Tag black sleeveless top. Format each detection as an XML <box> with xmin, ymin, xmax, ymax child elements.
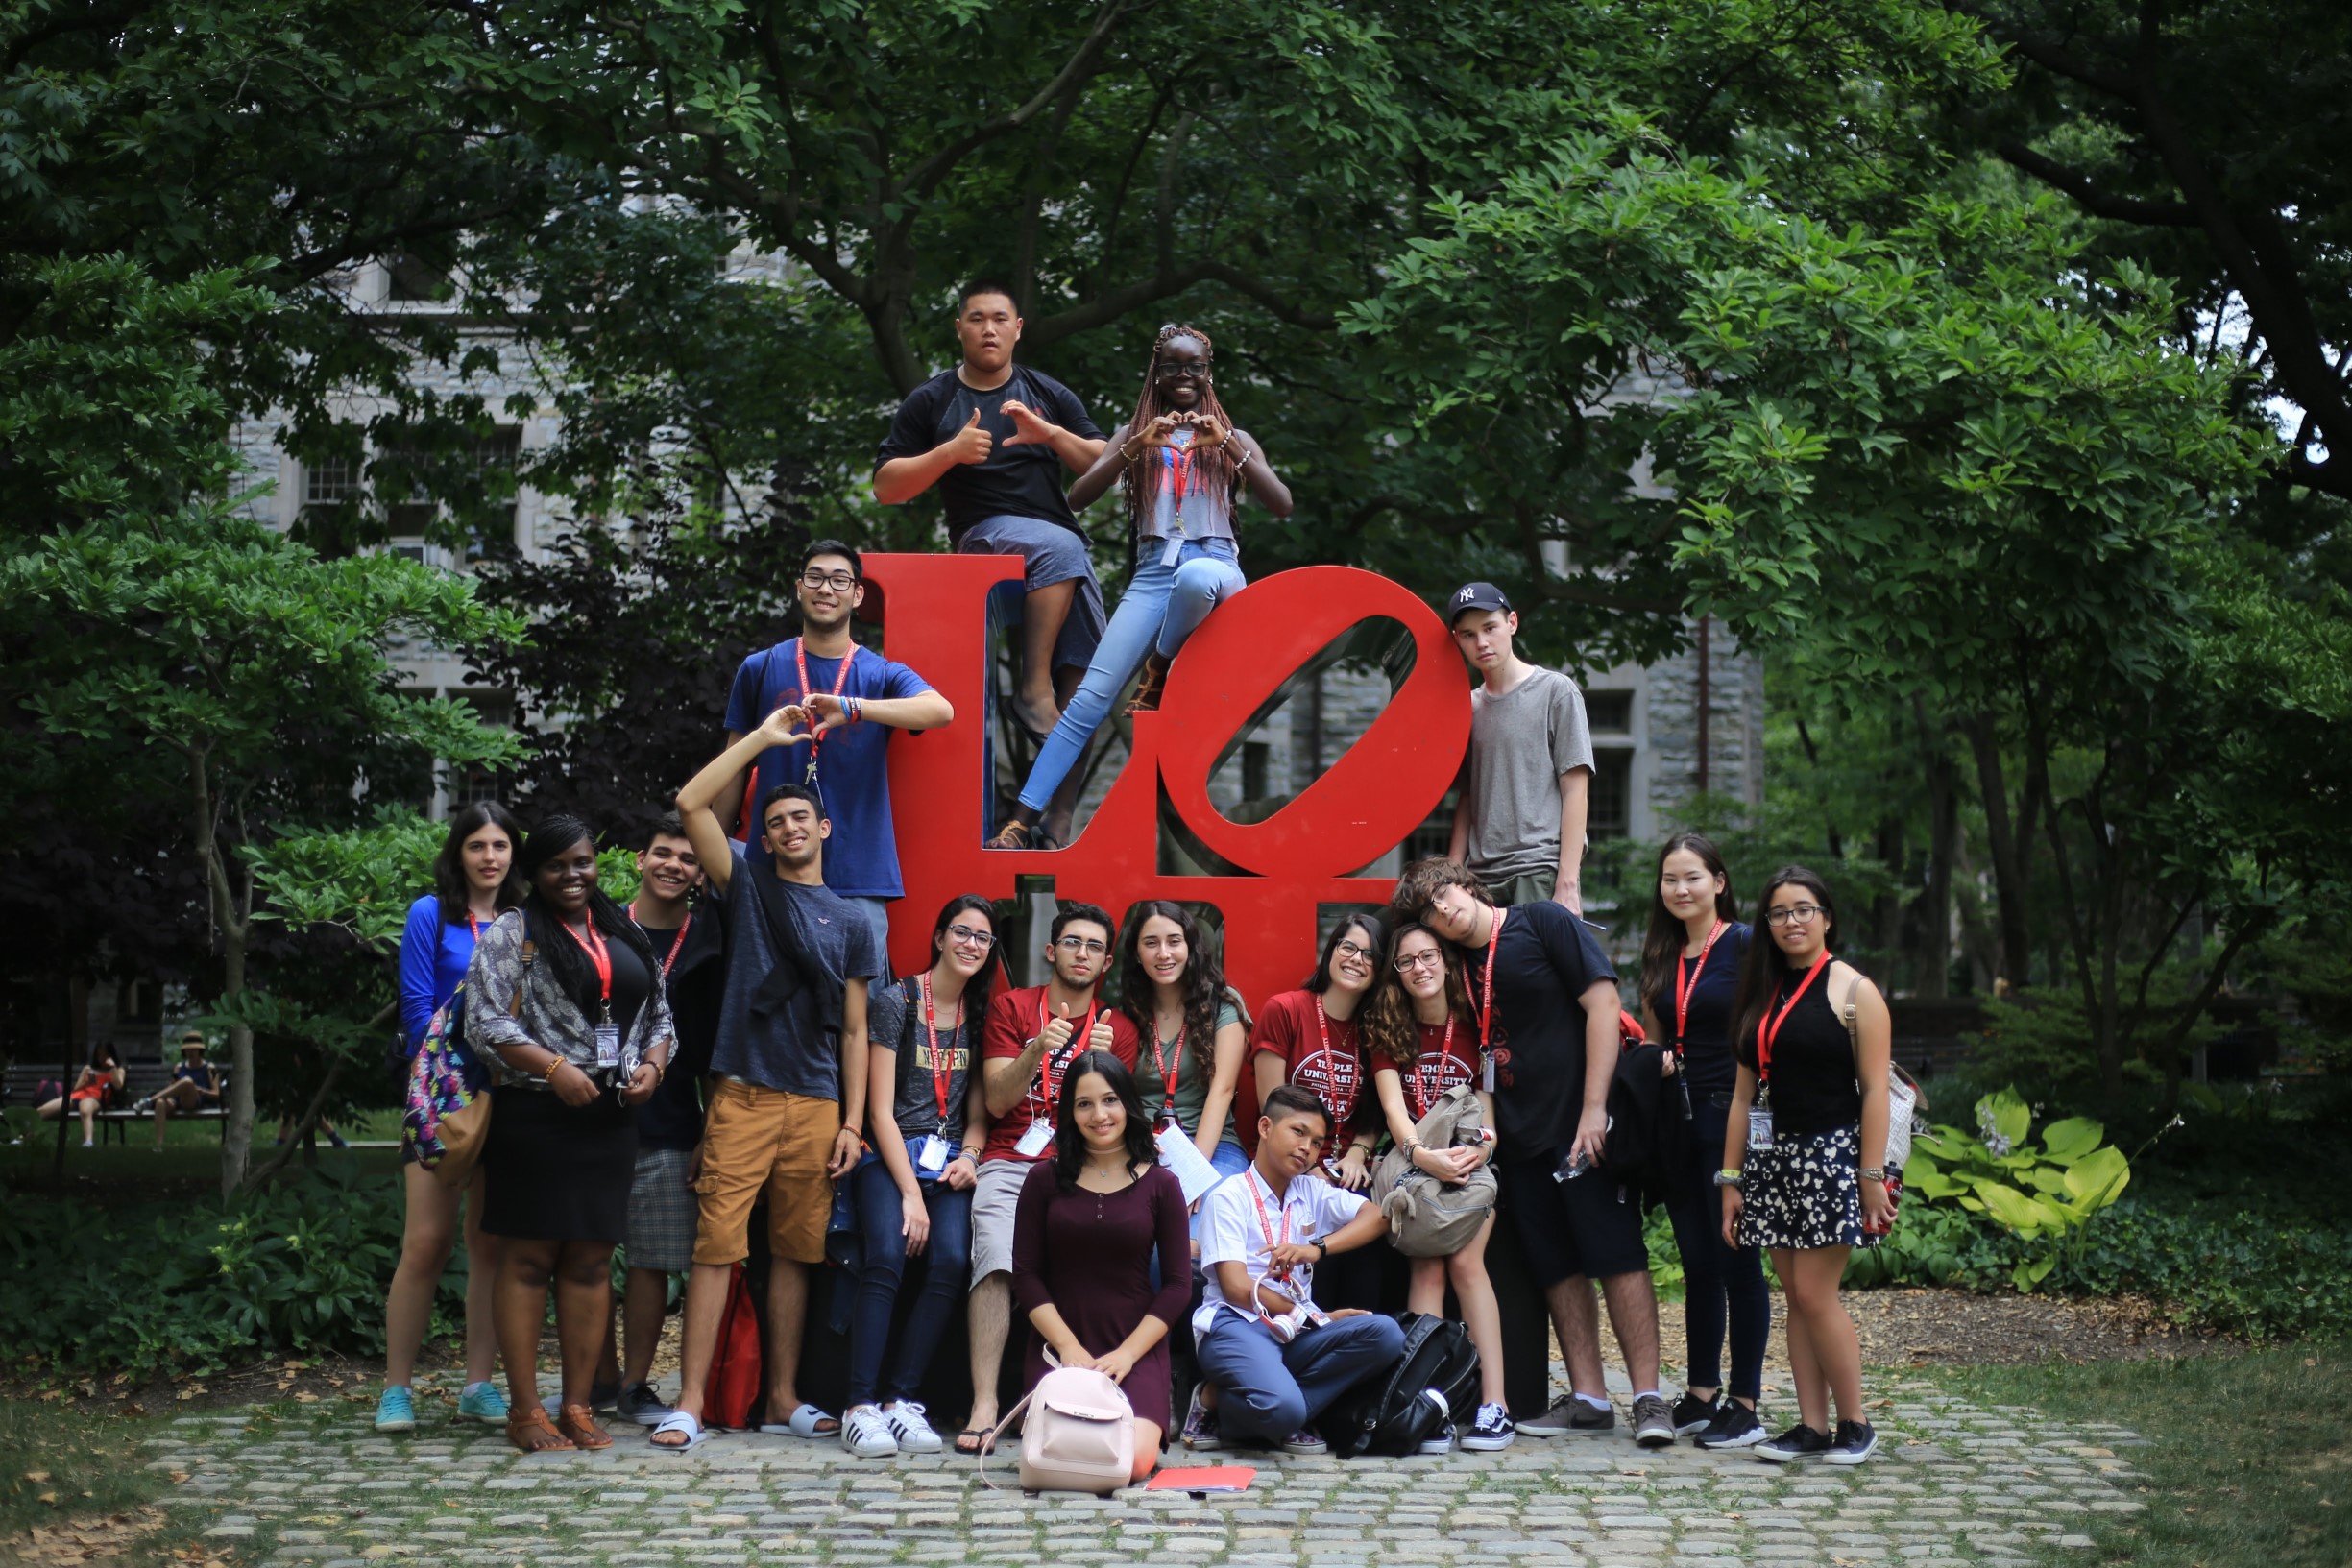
<box><xmin>1735</xmin><ymin>969</ymin><xmax>1862</xmax><ymax>1138</ymax></box>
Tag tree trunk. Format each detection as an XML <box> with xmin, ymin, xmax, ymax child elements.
<box><xmin>1913</xmin><ymin>695</ymin><xmax>1955</xmax><ymax>1000</ymax></box>
<box><xmin>188</xmin><ymin>749</ymin><xmax>255</xmax><ymax>1198</ymax></box>
<box><xmin>1965</xmin><ymin>713</ymin><xmax>2033</xmax><ymax>987</ymax></box>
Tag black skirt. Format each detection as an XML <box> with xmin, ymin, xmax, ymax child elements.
<box><xmin>480</xmin><ymin>1082</ymin><xmax>638</xmax><ymax>1242</ymax></box>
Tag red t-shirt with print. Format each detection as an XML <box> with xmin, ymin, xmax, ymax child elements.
<box><xmin>977</xmin><ymin>984</ymin><xmax>1142</xmax><ymax>1163</ymax></box>
<box><xmin>1249</xmin><ymin>988</ymin><xmax>1370</xmax><ymax>1133</ymax></box>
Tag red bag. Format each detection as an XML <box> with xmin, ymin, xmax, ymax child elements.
<box><xmin>705</xmin><ymin>1262</ymin><xmax>764</xmax><ymax>1429</ymax></box>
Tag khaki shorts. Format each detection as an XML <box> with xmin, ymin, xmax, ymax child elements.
<box><xmin>968</xmin><ymin>1156</ymin><xmax>1033</xmax><ymax>1283</ymax></box>
<box><xmin>692</xmin><ymin>1079</ymin><xmax>841</xmax><ymax>1266</ymax></box>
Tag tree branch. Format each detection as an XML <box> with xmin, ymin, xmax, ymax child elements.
<box><xmin>1027</xmin><ymin>259</ymin><xmax>1336</xmax><ymax>347</ymax></box>
<box><xmin>1993</xmin><ymin>140</ymin><xmax>2195</xmax><ymax>226</ymax></box>
<box><xmin>903</xmin><ymin>0</ymin><xmax>1134</xmax><ymax>201</ymax></box>
<box><xmin>237</xmin><ymin>1011</ymin><xmax>383</xmax><ymax>1192</ymax></box>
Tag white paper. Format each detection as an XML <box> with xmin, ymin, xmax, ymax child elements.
<box><xmin>1155</xmin><ymin>1121</ymin><xmax>1225</xmax><ymax>1204</ymax></box>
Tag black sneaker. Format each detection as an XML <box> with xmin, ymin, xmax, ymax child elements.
<box><xmin>1754</xmin><ymin>1421</ymin><xmax>1832</xmax><ymax>1462</ymax></box>
<box><xmin>1695</xmin><ymin>1400</ymin><xmax>1766</xmax><ymax>1450</ymax></box>
<box><xmin>1824</xmin><ymin>1419</ymin><xmax>1879</xmax><ymax>1465</ymax></box>
<box><xmin>1670</xmin><ymin>1390</ymin><xmax>1722</xmax><ymax>1436</ymax></box>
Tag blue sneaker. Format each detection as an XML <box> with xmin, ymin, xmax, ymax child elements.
<box><xmin>456</xmin><ymin>1383</ymin><xmax>508</xmax><ymax>1424</ymax></box>
<box><xmin>374</xmin><ymin>1386</ymin><xmax>417</xmax><ymax>1433</ymax></box>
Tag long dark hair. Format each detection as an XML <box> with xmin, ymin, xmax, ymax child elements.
<box><xmin>517</xmin><ymin>815</ymin><xmax>659</xmax><ymax>1020</ymax></box>
<box><xmin>1362</xmin><ymin>920</ymin><xmax>1475</xmax><ymax>1069</ymax></box>
<box><xmin>1117</xmin><ymin>900</ymin><xmax>1224</xmax><ymax>1079</ymax></box>
<box><xmin>86</xmin><ymin>1040</ymin><xmax>118</xmax><ymax>1071</ymax></box>
<box><xmin>1120</xmin><ymin>323</ymin><xmax>1243</xmax><ymax>531</ymax></box>
<box><xmin>923</xmin><ymin>893</ymin><xmax>1003</xmax><ymax>1023</ymax></box>
<box><xmin>1638</xmin><ymin>832</ymin><xmax>1743</xmax><ymax>1020</ymax></box>
<box><xmin>1302</xmin><ymin>910</ymin><xmax>1387</xmax><ymax>993</ymax></box>
<box><xmin>1730</xmin><ymin>865</ymin><xmax>1841</xmax><ymax>1063</ymax></box>
<box><xmin>1051</xmin><ymin>1049</ymin><xmax>1156</xmax><ymax>1193</ymax></box>
<box><xmin>433</xmin><ymin>801</ymin><xmax>525</xmax><ymax>925</ymax></box>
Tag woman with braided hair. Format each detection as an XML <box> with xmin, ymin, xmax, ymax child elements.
<box><xmin>986</xmin><ymin>325</ymin><xmax>1292</xmax><ymax>849</ymax></box>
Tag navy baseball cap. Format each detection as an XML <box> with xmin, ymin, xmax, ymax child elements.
<box><xmin>1447</xmin><ymin>581</ymin><xmax>1514</xmax><ymax>626</ymax></box>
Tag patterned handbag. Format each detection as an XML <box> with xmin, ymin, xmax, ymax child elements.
<box><xmin>403</xmin><ymin>915</ymin><xmax>534</xmax><ymax>1185</ymax></box>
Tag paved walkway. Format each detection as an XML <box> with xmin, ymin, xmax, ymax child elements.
<box><xmin>151</xmin><ymin>1371</ymin><xmax>2145</xmax><ymax>1568</ymax></box>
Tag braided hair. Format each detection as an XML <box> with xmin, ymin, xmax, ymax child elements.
<box><xmin>1119</xmin><ymin>323</ymin><xmax>1243</xmax><ymax>533</ymax></box>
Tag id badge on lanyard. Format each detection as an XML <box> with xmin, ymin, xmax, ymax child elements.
<box><xmin>1747</xmin><ymin>1106</ymin><xmax>1775</xmax><ymax>1151</ymax></box>
<box><xmin>913</xmin><ymin>1133</ymin><xmax>951</xmax><ymax>1174</ymax></box>
<box><xmin>1013</xmin><ymin>1120</ymin><xmax>1053</xmax><ymax>1159</ymax></box>
<box><xmin>594</xmin><ymin>1023</ymin><xmax>621</xmax><ymax>1069</ymax></box>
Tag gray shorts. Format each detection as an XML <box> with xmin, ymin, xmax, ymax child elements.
<box><xmin>959</xmin><ymin>514</ymin><xmax>1106</xmax><ymax>674</ymax></box>
<box><xmin>625</xmin><ymin>1146</ymin><xmax>697</xmax><ymax>1274</ymax></box>
<box><xmin>969</xmin><ymin>1156</ymin><xmax>1033</xmax><ymax>1283</ymax></box>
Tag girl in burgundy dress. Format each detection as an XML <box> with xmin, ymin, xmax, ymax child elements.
<box><xmin>1009</xmin><ymin>1050</ymin><xmax>1191</xmax><ymax>1481</ymax></box>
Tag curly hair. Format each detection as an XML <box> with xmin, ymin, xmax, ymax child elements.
<box><xmin>1361</xmin><ymin>920</ymin><xmax>1476</xmax><ymax>1069</ymax></box>
<box><xmin>1389</xmin><ymin>857</ymin><xmax>1492</xmax><ymax>926</ymax></box>
<box><xmin>1116</xmin><ymin>900</ymin><xmax>1224</xmax><ymax>1084</ymax></box>
<box><xmin>1119</xmin><ymin>323</ymin><xmax>1243</xmax><ymax>533</ymax></box>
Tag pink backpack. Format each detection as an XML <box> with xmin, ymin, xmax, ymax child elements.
<box><xmin>980</xmin><ymin>1363</ymin><xmax>1135</xmax><ymax>1494</ymax></box>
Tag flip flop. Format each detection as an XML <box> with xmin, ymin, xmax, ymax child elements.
<box><xmin>648</xmin><ymin>1410</ymin><xmax>709</xmax><ymax>1452</ymax></box>
<box><xmin>759</xmin><ymin>1403</ymin><xmax>839</xmax><ymax>1438</ymax></box>
<box><xmin>953</xmin><ymin>1426</ymin><xmax>994</xmax><ymax>1457</ymax></box>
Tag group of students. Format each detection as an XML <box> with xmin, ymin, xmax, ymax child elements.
<box><xmin>372</xmin><ymin>284</ymin><xmax>1903</xmax><ymax>1470</ymax></box>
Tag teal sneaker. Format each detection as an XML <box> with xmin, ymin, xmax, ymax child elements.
<box><xmin>374</xmin><ymin>1386</ymin><xmax>417</xmax><ymax>1433</ymax></box>
<box><xmin>456</xmin><ymin>1382</ymin><xmax>509</xmax><ymax>1424</ymax></box>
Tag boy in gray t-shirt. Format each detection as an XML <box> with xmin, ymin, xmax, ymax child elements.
<box><xmin>1443</xmin><ymin>582</ymin><xmax>1594</xmax><ymax>911</ymax></box>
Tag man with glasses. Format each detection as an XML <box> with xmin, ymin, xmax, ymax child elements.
<box><xmin>1392</xmin><ymin>857</ymin><xmax>1675</xmax><ymax>1448</ymax></box>
<box><xmin>721</xmin><ymin>540</ymin><xmax>954</xmax><ymax>961</ymax></box>
<box><xmin>959</xmin><ymin>902</ymin><xmax>1139</xmax><ymax>1449</ymax></box>
<box><xmin>873</xmin><ymin>279</ymin><xmax>1107</xmax><ymax>742</ymax></box>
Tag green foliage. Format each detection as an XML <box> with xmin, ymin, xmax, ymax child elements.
<box><xmin>1903</xmin><ymin>1085</ymin><xmax>2134</xmax><ymax>1290</ymax></box>
<box><xmin>0</xmin><ymin>1167</ymin><xmax>453</xmax><ymax>1380</ymax></box>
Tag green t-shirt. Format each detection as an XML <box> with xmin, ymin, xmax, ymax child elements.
<box><xmin>1135</xmin><ymin>999</ymin><xmax>1243</xmax><ymax>1145</ymax></box>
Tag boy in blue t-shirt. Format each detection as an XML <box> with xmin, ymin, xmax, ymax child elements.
<box><xmin>720</xmin><ymin>541</ymin><xmax>954</xmax><ymax>961</ymax></box>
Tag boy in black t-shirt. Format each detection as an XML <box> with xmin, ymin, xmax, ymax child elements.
<box><xmin>873</xmin><ymin>280</ymin><xmax>1107</xmax><ymax>744</ymax></box>
<box><xmin>1394</xmin><ymin>858</ymin><xmax>1675</xmax><ymax>1449</ymax></box>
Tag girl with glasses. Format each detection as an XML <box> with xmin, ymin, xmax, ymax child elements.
<box><xmin>1635</xmin><ymin>833</ymin><xmax>1768</xmax><ymax>1450</ymax></box>
<box><xmin>1117</xmin><ymin>901</ymin><xmax>1252</xmax><ymax>1181</ymax></box>
<box><xmin>986</xmin><ymin>324</ymin><xmax>1293</xmax><ymax>849</ymax></box>
<box><xmin>839</xmin><ymin>895</ymin><xmax>1002</xmax><ymax>1457</ymax></box>
<box><xmin>1720</xmin><ymin>867</ymin><xmax>1894</xmax><ymax>1466</ymax></box>
<box><xmin>1361</xmin><ymin>923</ymin><xmax>1515</xmax><ymax>1452</ymax></box>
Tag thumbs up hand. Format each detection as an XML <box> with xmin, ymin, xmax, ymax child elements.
<box><xmin>948</xmin><ymin>406</ymin><xmax>994</xmax><ymax>466</ymax></box>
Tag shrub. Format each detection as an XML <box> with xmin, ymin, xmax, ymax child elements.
<box><xmin>0</xmin><ymin>1166</ymin><xmax>459</xmax><ymax>1379</ymax></box>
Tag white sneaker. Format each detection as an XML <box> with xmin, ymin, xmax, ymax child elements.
<box><xmin>883</xmin><ymin>1400</ymin><xmax>943</xmax><ymax>1453</ymax></box>
<box><xmin>840</xmin><ymin>1404</ymin><xmax>898</xmax><ymax>1458</ymax></box>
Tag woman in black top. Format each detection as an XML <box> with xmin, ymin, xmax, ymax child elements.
<box><xmin>842</xmin><ymin>895</ymin><xmax>997</xmax><ymax>1459</ymax></box>
<box><xmin>1635</xmin><ymin>833</ymin><xmax>1767</xmax><ymax>1450</ymax></box>
<box><xmin>467</xmin><ymin>817</ymin><xmax>673</xmax><ymax>1453</ymax></box>
<box><xmin>1720</xmin><ymin>867</ymin><xmax>1894</xmax><ymax>1466</ymax></box>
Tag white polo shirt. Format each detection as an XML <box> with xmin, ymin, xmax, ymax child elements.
<box><xmin>1193</xmin><ymin>1165</ymin><xmax>1369</xmax><ymax>1339</ymax></box>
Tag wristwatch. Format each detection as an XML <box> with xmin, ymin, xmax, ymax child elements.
<box><xmin>1712</xmin><ymin>1169</ymin><xmax>1744</xmax><ymax>1189</ymax></box>
<box><xmin>1313</xmin><ymin>1238</ymin><xmax>1330</xmax><ymax>1259</ymax></box>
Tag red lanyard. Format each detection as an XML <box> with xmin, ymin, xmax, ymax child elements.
<box><xmin>629</xmin><ymin>905</ymin><xmax>691</xmax><ymax>977</ymax></box>
<box><xmin>1309</xmin><ymin>999</ymin><xmax>1357</xmax><ymax>1120</ymax></box>
<box><xmin>1165</xmin><ymin>436</ymin><xmax>1195</xmax><ymax>528</ymax></box>
<box><xmin>1758</xmin><ymin>950</ymin><xmax>1832</xmax><ymax>1086</ymax></box>
<box><xmin>561</xmin><ymin>917</ymin><xmax>614</xmax><ymax>1018</ymax></box>
<box><xmin>1673</xmin><ymin>920</ymin><xmax>1726</xmax><ymax>1053</ymax></box>
<box><xmin>1409</xmin><ymin>1018</ymin><xmax>1457</xmax><ymax>1121</ymax></box>
<box><xmin>920</xmin><ymin>973</ymin><xmax>961</xmax><ymax>1126</ymax></box>
<box><xmin>1476</xmin><ymin>905</ymin><xmax>1506</xmax><ymax>1052</ymax></box>
<box><xmin>1246</xmin><ymin>1170</ymin><xmax>1292</xmax><ymax>1263</ymax></box>
<box><xmin>793</xmin><ymin>638</ymin><xmax>856</xmax><ymax>784</ymax></box>
<box><xmin>467</xmin><ymin>912</ymin><xmax>482</xmax><ymax>942</ymax></box>
<box><xmin>1149</xmin><ymin>1017</ymin><xmax>1183</xmax><ymax>1117</ymax></box>
<box><xmin>1030</xmin><ymin>994</ymin><xmax>1100</xmax><ymax>1119</ymax></box>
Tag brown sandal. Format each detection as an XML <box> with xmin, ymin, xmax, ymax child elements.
<box><xmin>506</xmin><ymin>1406</ymin><xmax>575</xmax><ymax>1453</ymax></box>
<box><xmin>984</xmin><ymin>817</ymin><xmax>1034</xmax><ymax>851</ymax></box>
<box><xmin>557</xmin><ymin>1403</ymin><xmax>613</xmax><ymax>1450</ymax></box>
<box><xmin>1126</xmin><ymin>651</ymin><xmax>1172</xmax><ymax>714</ymax></box>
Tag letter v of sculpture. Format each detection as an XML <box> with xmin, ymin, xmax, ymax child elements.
<box><xmin>860</xmin><ymin>553</ymin><xmax>1467</xmax><ymax>1063</ymax></box>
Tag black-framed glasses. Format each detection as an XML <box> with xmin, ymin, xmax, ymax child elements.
<box><xmin>1764</xmin><ymin>904</ymin><xmax>1825</xmax><ymax>927</ymax></box>
<box><xmin>1393</xmin><ymin>950</ymin><xmax>1445</xmax><ymax>973</ymax></box>
<box><xmin>947</xmin><ymin>924</ymin><xmax>995</xmax><ymax>950</ymax></box>
<box><xmin>800</xmin><ymin>570</ymin><xmax>858</xmax><ymax>591</ymax></box>
<box><xmin>1156</xmin><ymin>362</ymin><xmax>1208</xmax><ymax>380</ymax></box>
<box><xmin>1333</xmin><ymin>939</ymin><xmax>1376</xmax><ymax>962</ymax></box>
<box><xmin>1055</xmin><ymin>935</ymin><xmax>1109</xmax><ymax>956</ymax></box>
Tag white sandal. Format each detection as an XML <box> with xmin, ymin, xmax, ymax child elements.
<box><xmin>648</xmin><ymin>1410</ymin><xmax>709</xmax><ymax>1452</ymax></box>
<box><xmin>759</xmin><ymin>1402</ymin><xmax>839</xmax><ymax>1438</ymax></box>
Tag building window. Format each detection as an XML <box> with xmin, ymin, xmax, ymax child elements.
<box><xmin>1403</xmin><ymin>793</ymin><xmax>1456</xmax><ymax>864</ymax></box>
<box><xmin>303</xmin><ymin>456</ymin><xmax>362</xmax><ymax>508</ymax></box>
<box><xmin>386</xmin><ymin>252</ymin><xmax>451</xmax><ymax>303</ymax></box>
<box><xmin>1585</xmin><ymin>688</ymin><xmax>1634</xmax><ymax>734</ymax></box>
<box><xmin>1588</xmin><ymin>749</ymin><xmax>1634</xmax><ymax>838</ymax></box>
<box><xmin>1241</xmin><ymin>741</ymin><xmax>1271</xmax><ymax>802</ymax></box>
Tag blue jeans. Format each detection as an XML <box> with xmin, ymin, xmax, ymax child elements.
<box><xmin>1196</xmin><ymin>1309</ymin><xmax>1405</xmax><ymax>1444</ymax></box>
<box><xmin>846</xmin><ymin>1151</ymin><xmax>974</xmax><ymax>1408</ymax></box>
<box><xmin>1017</xmin><ymin>538</ymin><xmax>1246</xmax><ymax>811</ymax></box>
<box><xmin>1661</xmin><ymin>1096</ymin><xmax>1769</xmax><ymax>1402</ymax></box>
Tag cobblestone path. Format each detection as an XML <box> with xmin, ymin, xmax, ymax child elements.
<box><xmin>158</xmin><ymin>1376</ymin><xmax>2143</xmax><ymax>1568</ymax></box>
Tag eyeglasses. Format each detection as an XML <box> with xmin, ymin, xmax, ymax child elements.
<box><xmin>800</xmin><ymin>570</ymin><xmax>858</xmax><ymax>591</ymax></box>
<box><xmin>1055</xmin><ymin>936</ymin><xmax>1109</xmax><ymax>957</ymax></box>
<box><xmin>1764</xmin><ymin>904</ymin><xmax>1825</xmax><ymax>927</ymax></box>
<box><xmin>1333</xmin><ymin>939</ymin><xmax>1376</xmax><ymax>963</ymax></box>
<box><xmin>947</xmin><ymin>924</ymin><xmax>995</xmax><ymax>950</ymax></box>
<box><xmin>1156</xmin><ymin>363</ymin><xmax>1208</xmax><ymax>380</ymax></box>
<box><xmin>1393</xmin><ymin>950</ymin><xmax>1445</xmax><ymax>973</ymax></box>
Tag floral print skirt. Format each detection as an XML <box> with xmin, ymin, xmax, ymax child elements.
<box><xmin>1740</xmin><ymin>1123</ymin><xmax>1897</xmax><ymax>1250</ymax></box>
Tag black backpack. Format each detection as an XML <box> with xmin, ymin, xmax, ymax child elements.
<box><xmin>1322</xmin><ymin>1312</ymin><xmax>1481</xmax><ymax>1458</ymax></box>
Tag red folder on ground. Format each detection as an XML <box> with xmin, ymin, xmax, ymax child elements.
<box><xmin>1147</xmin><ymin>1465</ymin><xmax>1257</xmax><ymax>1493</ymax></box>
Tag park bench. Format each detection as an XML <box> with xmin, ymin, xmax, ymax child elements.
<box><xmin>4</xmin><ymin>1061</ymin><xmax>232</xmax><ymax>1145</ymax></box>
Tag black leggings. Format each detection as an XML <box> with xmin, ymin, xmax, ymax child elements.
<box><xmin>1661</xmin><ymin>1097</ymin><xmax>1770</xmax><ymax>1402</ymax></box>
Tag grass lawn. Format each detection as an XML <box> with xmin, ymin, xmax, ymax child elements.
<box><xmin>0</xmin><ymin>1397</ymin><xmax>172</xmax><ymax>1543</ymax></box>
<box><xmin>0</xmin><ymin>1107</ymin><xmax>402</xmax><ymax>1205</ymax></box>
<box><xmin>1933</xmin><ymin>1343</ymin><xmax>2352</xmax><ymax>1568</ymax></box>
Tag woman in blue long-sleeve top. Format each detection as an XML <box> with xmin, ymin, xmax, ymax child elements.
<box><xmin>374</xmin><ymin>802</ymin><xmax>524</xmax><ymax>1434</ymax></box>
